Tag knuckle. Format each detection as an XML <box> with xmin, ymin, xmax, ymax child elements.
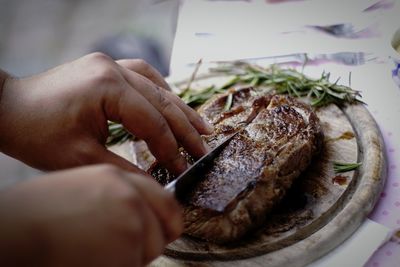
<box><xmin>155</xmin><ymin>115</ymin><xmax>171</xmax><ymax>138</ymax></box>
<box><xmin>75</xmin><ymin>143</ymin><xmax>98</xmax><ymax>165</ymax></box>
<box><xmin>85</xmin><ymin>55</ymin><xmax>119</xmax><ymax>86</ymax></box>
<box><xmin>134</xmin><ymin>59</ymin><xmax>150</xmax><ymax>71</ymax></box>
<box><xmin>110</xmin><ymin>182</ymin><xmax>143</xmax><ymax>212</ymax></box>
<box><xmin>124</xmin><ymin>189</ymin><xmax>142</xmax><ymax>207</ymax></box>
<box><xmin>167</xmin><ymin>91</ymin><xmax>185</xmax><ymax>105</ymax></box>
<box><xmin>192</xmin><ymin>113</ymin><xmax>206</xmax><ymax>126</ymax></box>
<box><xmin>157</xmin><ymin>90</ymin><xmax>174</xmax><ymax>114</ymax></box>
<box><xmin>96</xmin><ymin>163</ymin><xmax>121</xmax><ymax>176</ymax></box>
<box><xmin>119</xmin><ymin>60</ymin><xmax>135</xmax><ymax>70</ymax></box>
<box><xmin>181</xmin><ymin>125</ymin><xmax>200</xmax><ymax>144</ymax></box>
<box><xmin>142</xmin><ymin>117</ymin><xmax>173</xmax><ymax>152</ymax></box>
<box><xmin>91</xmin><ymin>65</ymin><xmax>119</xmax><ymax>86</ymax></box>
<box><xmin>167</xmin><ymin>91</ymin><xmax>203</xmax><ymax>124</ymax></box>
<box><xmin>144</xmin><ymin>116</ymin><xmax>181</xmax><ymax>163</ymax></box>
<box><xmin>129</xmin><ymin>217</ymin><xmax>145</xmax><ymax>240</ymax></box>
<box><xmin>87</xmin><ymin>52</ymin><xmax>112</xmax><ymax>62</ymax></box>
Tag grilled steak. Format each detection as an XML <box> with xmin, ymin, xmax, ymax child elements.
<box><xmin>150</xmin><ymin>87</ymin><xmax>323</xmax><ymax>243</ymax></box>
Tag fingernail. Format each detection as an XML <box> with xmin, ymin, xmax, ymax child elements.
<box><xmin>202</xmin><ymin>140</ymin><xmax>212</xmax><ymax>154</ymax></box>
<box><xmin>174</xmin><ymin>157</ymin><xmax>189</xmax><ymax>174</ymax></box>
<box><xmin>203</xmin><ymin>118</ymin><xmax>214</xmax><ymax>134</ymax></box>
<box><xmin>184</xmin><ymin>161</ymin><xmax>191</xmax><ymax>170</ymax></box>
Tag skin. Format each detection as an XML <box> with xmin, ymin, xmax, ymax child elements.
<box><xmin>0</xmin><ymin>53</ymin><xmax>214</xmax><ymax>266</ymax></box>
<box><xmin>0</xmin><ymin>53</ymin><xmax>213</xmax><ymax>174</ymax></box>
<box><xmin>0</xmin><ymin>165</ymin><xmax>183</xmax><ymax>267</ymax></box>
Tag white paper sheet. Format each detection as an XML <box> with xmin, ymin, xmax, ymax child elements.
<box><xmin>170</xmin><ymin>0</ymin><xmax>400</xmax><ymax>77</ymax></box>
<box><xmin>169</xmin><ymin>1</ymin><xmax>400</xmax><ymax>266</ymax></box>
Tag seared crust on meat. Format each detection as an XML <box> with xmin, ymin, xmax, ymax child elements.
<box><xmin>150</xmin><ymin>87</ymin><xmax>323</xmax><ymax>243</ymax></box>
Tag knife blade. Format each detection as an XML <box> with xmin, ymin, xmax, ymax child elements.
<box><xmin>164</xmin><ymin>130</ymin><xmax>241</xmax><ymax>200</ymax></box>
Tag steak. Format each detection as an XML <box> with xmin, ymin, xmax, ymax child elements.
<box><xmin>150</xmin><ymin>87</ymin><xmax>323</xmax><ymax>243</ymax></box>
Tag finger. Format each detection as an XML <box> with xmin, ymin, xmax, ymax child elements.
<box><xmin>118</xmin><ymin>60</ymin><xmax>214</xmax><ymax>135</ymax></box>
<box><xmin>105</xmin><ymin>81</ymin><xmax>187</xmax><ymax>174</ymax></box>
<box><xmin>163</xmin><ymin>90</ymin><xmax>214</xmax><ymax>135</ymax></box>
<box><xmin>116</xmin><ymin>59</ymin><xmax>171</xmax><ymax>91</ymax></box>
<box><xmin>137</xmin><ymin>199</ymin><xmax>165</xmax><ymax>264</ymax></box>
<box><xmin>118</xmin><ymin>67</ymin><xmax>208</xmax><ymax>159</ymax></box>
<box><xmin>123</xmin><ymin>173</ymin><xmax>183</xmax><ymax>242</ymax></box>
<box><xmin>82</xmin><ymin>142</ymin><xmax>150</xmax><ymax>176</ymax></box>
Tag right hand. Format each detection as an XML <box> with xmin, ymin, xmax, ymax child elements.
<box><xmin>0</xmin><ymin>164</ymin><xmax>183</xmax><ymax>267</ymax></box>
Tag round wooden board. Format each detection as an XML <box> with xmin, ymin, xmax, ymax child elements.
<box><xmin>109</xmin><ymin>76</ymin><xmax>387</xmax><ymax>267</ymax></box>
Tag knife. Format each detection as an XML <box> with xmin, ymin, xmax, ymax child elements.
<box><xmin>164</xmin><ymin>130</ymin><xmax>241</xmax><ymax>200</ymax></box>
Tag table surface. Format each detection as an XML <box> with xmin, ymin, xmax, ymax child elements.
<box><xmin>169</xmin><ymin>1</ymin><xmax>400</xmax><ymax>266</ymax></box>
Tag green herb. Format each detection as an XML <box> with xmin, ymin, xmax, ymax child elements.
<box><xmin>224</xmin><ymin>93</ymin><xmax>233</xmax><ymax>111</ymax></box>
<box><xmin>333</xmin><ymin>162</ymin><xmax>362</xmax><ymax>173</ymax></box>
<box><xmin>185</xmin><ymin>59</ymin><xmax>202</xmax><ymax>91</ymax></box>
<box><xmin>178</xmin><ymin>85</ymin><xmax>227</xmax><ymax>107</ymax></box>
<box><xmin>106</xmin><ymin>61</ymin><xmax>363</xmax><ymax>146</ymax></box>
<box><xmin>106</xmin><ymin>121</ymin><xmax>134</xmax><ymax>146</ymax></box>
<box><xmin>208</xmin><ymin>62</ymin><xmax>363</xmax><ymax>107</ymax></box>
<box><xmin>221</xmin><ymin>76</ymin><xmax>241</xmax><ymax>89</ymax></box>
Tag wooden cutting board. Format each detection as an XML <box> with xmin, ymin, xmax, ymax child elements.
<box><xmin>109</xmin><ymin>76</ymin><xmax>386</xmax><ymax>267</ymax></box>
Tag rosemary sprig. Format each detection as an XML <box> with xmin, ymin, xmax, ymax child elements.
<box><xmin>224</xmin><ymin>93</ymin><xmax>233</xmax><ymax>111</ymax></box>
<box><xmin>179</xmin><ymin>85</ymin><xmax>227</xmax><ymax>107</ymax></box>
<box><xmin>333</xmin><ymin>162</ymin><xmax>362</xmax><ymax>173</ymax></box>
<box><xmin>106</xmin><ymin>121</ymin><xmax>134</xmax><ymax>146</ymax></box>
<box><xmin>106</xmin><ymin>62</ymin><xmax>363</xmax><ymax>145</ymax></box>
<box><xmin>185</xmin><ymin>59</ymin><xmax>202</xmax><ymax>91</ymax></box>
<box><xmin>209</xmin><ymin>62</ymin><xmax>362</xmax><ymax>107</ymax></box>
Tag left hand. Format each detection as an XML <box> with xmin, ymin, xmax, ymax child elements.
<box><xmin>0</xmin><ymin>53</ymin><xmax>213</xmax><ymax>174</ymax></box>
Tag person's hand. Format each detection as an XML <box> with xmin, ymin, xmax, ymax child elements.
<box><xmin>0</xmin><ymin>164</ymin><xmax>183</xmax><ymax>267</ymax></box>
<box><xmin>0</xmin><ymin>53</ymin><xmax>213</xmax><ymax>174</ymax></box>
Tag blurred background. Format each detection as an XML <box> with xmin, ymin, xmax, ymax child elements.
<box><xmin>0</xmin><ymin>0</ymin><xmax>179</xmax><ymax>186</ymax></box>
<box><xmin>0</xmin><ymin>0</ymin><xmax>179</xmax><ymax>76</ymax></box>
